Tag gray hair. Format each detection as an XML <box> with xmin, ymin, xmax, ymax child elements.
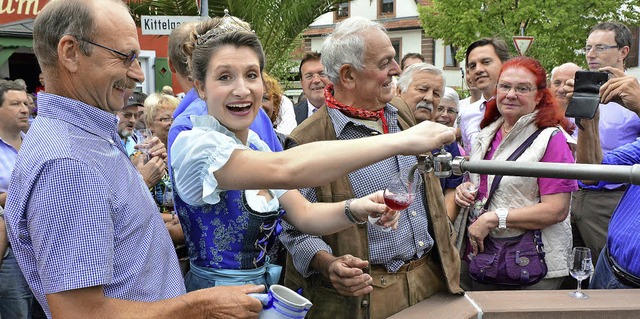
<box><xmin>441</xmin><ymin>87</ymin><xmax>459</xmax><ymax>105</ymax></box>
<box><xmin>321</xmin><ymin>17</ymin><xmax>386</xmax><ymax>84</ymax></box>
<box><xmin>396</xmin><ymin>62</ymin><xmax>445</xmax><ymax>94</ymax></box>
<box><xmin>33</xmin><ymin>0</ymin><xmax>127</xmax><ymax>70</ymax></box>
<box><xmin>185</xmin><ymin>17</ymin><xmax>265</xmax><ymax>84</ymax></box>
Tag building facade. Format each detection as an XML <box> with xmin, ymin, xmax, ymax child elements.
<box><xmin>300</xmin><ymin>0</ymin><xmax>465</xmax><ymax>89</ymax></box>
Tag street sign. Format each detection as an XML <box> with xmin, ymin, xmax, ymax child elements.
<box><xmin>141</xmin><ymin>15</ymin><xmax>203</xmax><ymax>35</ymax></box>
<box><xmin>512</xmin><ymin>36</ymin><xmax>535</xmax><ymax>56</ymax></box>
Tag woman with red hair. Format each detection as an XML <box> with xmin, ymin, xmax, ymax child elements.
<box><xmin>454</xmin><ymin>56</ymin><xmax>578</xmax><ymax>290</ymax></box>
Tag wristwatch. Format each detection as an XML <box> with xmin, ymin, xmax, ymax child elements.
<box><xmin>495</xmin><ymin>208</ymin><xmax>508</xmax><ymax>230</ymax></box>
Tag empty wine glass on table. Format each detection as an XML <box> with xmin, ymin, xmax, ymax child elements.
<box><xmin>568</xmin><ymin>247</ymin><xmax>593</xmax><ymax>299</ymax></box>
<box><xmin>369</xmin><ymin>167</ymin><xmax>421</xmax><ymax>232</ymax></box>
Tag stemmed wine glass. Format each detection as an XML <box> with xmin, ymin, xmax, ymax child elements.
<box><xmin>369</xmin><ymin>167</ymin><xmax>421</xmax><ymax>232</ymax></box>
<box><xmin>568</xmin><ymin>247</ymin><xmax>593</xmax><ymax>299</ymax></box>
<box><xmin>134</xmin><ymin>128</ymin><xmax>154</xmax><ymax>160</ymax></box>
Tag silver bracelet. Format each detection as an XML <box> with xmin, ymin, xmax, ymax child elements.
<box><xmin>344</xmin><ymin>199</ymin><xmax>366</xmax><ymax>224</ymax></box>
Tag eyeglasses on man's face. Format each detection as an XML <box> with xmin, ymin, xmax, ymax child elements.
<box><xmin>583</xmin><ymin>44</ymin><xmax>619</xmax><ymax>54</ymax></box>
<box><xmin>303</xmin><ymin>72</ymin><xmax>328</xmax><ymax>81</ymax></box>
<box><xmin>76</xmin><ymin>37</ymin><xmax>138</xmax><ymax>67</ymax></box>
<box><xmin>496</xmin><ymin>83</ymin><xmax>537</xmax><ymax>95</ymax></box>
<box><xmin>120</xmin><ymin>112</ymin><xmax>137</xmax><ymax>120</ymax></box>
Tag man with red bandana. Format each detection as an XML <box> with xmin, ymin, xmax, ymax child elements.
<box><xmin>280</xmin><ymin>17</ymin><xmax>462</xmax><ymax>319</ymax></box>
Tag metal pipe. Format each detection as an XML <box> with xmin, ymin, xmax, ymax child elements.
<box><xmin>451</xmin><ymin>156</ymin><xmax>640</xmax><ymax>185</ymax></box>
<box><xmin>200</xmin><ymin>0</ymin><xmax>208</xmax><ymax>17</ymax></box>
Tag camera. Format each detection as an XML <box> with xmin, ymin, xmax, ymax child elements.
<box><xmin>565</xmin><ymin>71</ymin><xmax>611</xmax><ymax>119</ymax></box>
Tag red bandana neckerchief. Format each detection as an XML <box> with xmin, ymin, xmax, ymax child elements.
<box><xmin>324</xmin><ymin>83</ymin><xmax>389</xmax><ymax>134</ymax></box>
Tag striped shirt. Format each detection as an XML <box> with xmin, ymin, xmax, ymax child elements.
<box><xmin>280</xmin><ymin>105</ymin><xmax>433</xmax><ymax>276</ymax></box>
<box><xmin>4</xmin><ymin>93</ymin><xmax>185</xmax><ymax>317</ymax></box>
<box><xmin>600</xmin><ymin>137</ymin><xmax>640</xmax><ymax>277</ymax></box>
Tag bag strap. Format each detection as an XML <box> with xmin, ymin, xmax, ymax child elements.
<box><xmin>483</xmin><ymin>128</ymin><xmax>545</xmax><ymax>210</ymax></box>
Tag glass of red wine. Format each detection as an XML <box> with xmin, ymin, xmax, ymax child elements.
<box><xmin>369</xmin><ymin>167</ymin><xmax>421</xmax><ymax>232</ymax></box>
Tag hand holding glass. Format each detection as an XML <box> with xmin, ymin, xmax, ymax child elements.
<box><xmin>462</xmin><ymin>172</ymin><xmax>479</xmax><ymax>195</ymax></box>
<box><xmin>134</xmin><ymin>129</ymin><xmax>154</xmax><ymax>160</ymax></box>
<box><xmin>568</xmin><ymin>247</ymin><xmax>593</xmax><ymax>299</ymax></box>
<box><xmin>370</xmin><ymin>168</ymin><xmax>421</xmax><ymax>232</ymax></box>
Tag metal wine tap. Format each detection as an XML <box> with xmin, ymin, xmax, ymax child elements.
<box><xmin>408</xmin><ymin>145</ymin><xmax>453</xmax><ymax>182</ymax></box>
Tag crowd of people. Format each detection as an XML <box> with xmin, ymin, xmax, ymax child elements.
<box><xmin>1</xmin><ymin>0</ymin><xmax>640</xmax><ymax>318</ymax></box>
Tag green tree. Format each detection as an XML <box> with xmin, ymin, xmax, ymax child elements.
<box><xmin>128</xmin><ymin>0</ymin><xmax>348</xmax><ymax>83</ymax></box>
<box><xmin>419</xmin><ymin>0</ymin><xmax>640</xmax><ymax>71</ymax></box>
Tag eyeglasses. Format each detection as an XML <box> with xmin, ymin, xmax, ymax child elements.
<box><xmin>583</xmin><ymin>45</ymin><xmax>619</xmax><ymax>54</ymax></box>
<box><xmin>303</xmin><ymin>72</ymin><xmax>328</xmax><ymax>81</ymax></box>
<box><xmin>437</xmin><ymin>106</ymin><xmax>458</xmax><ymax>115</ymax></box>
<box><xmin>120</xmin><ymin>112</ymin><xmax>137</xmax><ymax>120</ymax></box>
<box><xmin>77</xmin><ymin>37</ymin><xmax>138</xmax><ymax>67</ymax></box>
<box><xmin>155</xmin><ymin>117</ymin><xmax>173</xmax><ymax>123</ymax></box>
<box><xmin>496</xmin><ymin>83</ymin><xmax>537</xmax><ymax>95</ymax></box>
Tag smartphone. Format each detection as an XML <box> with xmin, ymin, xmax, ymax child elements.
<box><xmin>565</xmin><ymin>71</ymin><xmax>610</xmax><ymax>119</ymax></box>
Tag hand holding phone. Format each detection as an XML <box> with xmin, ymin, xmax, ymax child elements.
<box><xmin>565</xmin><ymin>71</ymin><xmax>610</xmax><ymax>119</ymax></box>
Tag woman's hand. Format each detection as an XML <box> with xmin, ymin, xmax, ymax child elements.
<box><xmin>352</xmin><ymin>191</ymin><xmax>400</xmax><ymax>230</ymax></box>
<box><xmin>454</xmin><ymin>182</ymin><xmax>476</xmax><ymax>207</ymax></box>
<box><xmin>467</xmin><ymin>212</ymin><xmax>498</xmax><ymax>255</ymax></box>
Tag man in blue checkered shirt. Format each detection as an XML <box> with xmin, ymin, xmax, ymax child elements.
<box><xmin>3</xmin><ymin>0</ymin><xmax>265</xmax><ymax>318</ymax></box>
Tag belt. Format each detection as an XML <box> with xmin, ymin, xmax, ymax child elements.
<box><xmin>371</xmin><ymin>251</ymin><xmax>431</xmax><ymax>274</ymax></box>
<box><xmin>605</xmin><ymin>247</ymin><xmax>640</xmax><ymax>288</ymax></box>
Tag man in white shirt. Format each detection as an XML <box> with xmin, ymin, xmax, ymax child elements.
<box><xmin>458</xmin><ymin>38</ymin><xmax>510</xmax><ymax>154</ymax></box>
<box><xmin>293</xmin><ymin>51</ymin><xmax>330</xmax><ymax>125</ymax></box>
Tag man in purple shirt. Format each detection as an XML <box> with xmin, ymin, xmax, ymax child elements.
<box><xmin>575</xmin><ymin>69</ymin><xmax>640</xmax><ymax>289</ymax></box>
<box><xmin>0</xmin><ymin>79</ymin><xmax>33</xmax><ymax>318</ymax></box>
<box><xmin>570</xmin><ymin>21</ymin><xmax>640</xmax><ymax>266</ymax></box>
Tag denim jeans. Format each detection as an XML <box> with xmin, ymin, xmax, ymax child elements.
<box><xmin>0</xmin><ymin>247</ymin><xmax>33</xmax><ymax>318</ymax></box>
<box><xmin>589</xmin><ymin>248</ymin><xmax>633</xmax><ymax>289</ymax></box>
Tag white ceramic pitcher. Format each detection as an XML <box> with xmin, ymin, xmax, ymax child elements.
<box><xmin>249</xmin><ymin>284</ymin><xmax>313</xmax><ymax>319</ymax></box>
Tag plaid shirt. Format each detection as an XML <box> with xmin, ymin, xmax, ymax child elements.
<box><xmin>280</xmin><ymin>105</ymin><xmax>434</xmax><ymax>276</ymax></box>
<box><xmin>4</xmin><ymin>93</ymin><xmax>185</xmax><ymax>317</ymax></box>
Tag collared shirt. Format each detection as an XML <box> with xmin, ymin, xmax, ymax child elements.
<box><xmin>306</xmin><ymin>100</ymin><xmax>321</xmax><ymax>118</ymax></box>
<box><xmin>4</xmin><ymin>93</ymin><xmax>185</xmax><ymax>316</ymax></box>
<box><xmin>173</xmin><ymin>87</ymin><xmax>198</xmax><ymax>119</ymax></box>
<box><xmin>0</xmin><ymin>132</ymin><xmax>24</xmax><ymax>193</ymax></box>
<box><xmin>280</xmin><ymin>105</ymin><xmax>434</xmax><ymax>276</ymax></box>
<box><xmin>600</xmin><ymin>138</ymin><xmax>640</xmax><ymax>277</ymax></box>
<box><xmin>459</xmin><ymin>96</ymin><xmax>487</xmax><ymax>155</ymax></box>
<box><xmin>121</xmin><ymin>135</ymin><xmax>137</xmax><ymax>157</ymax></box>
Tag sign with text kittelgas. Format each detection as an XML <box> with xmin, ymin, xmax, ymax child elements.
<box><xmin>140</xmin><ymin>15</ymin><xmax>203</xmax><ymax>35</ymax></box>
